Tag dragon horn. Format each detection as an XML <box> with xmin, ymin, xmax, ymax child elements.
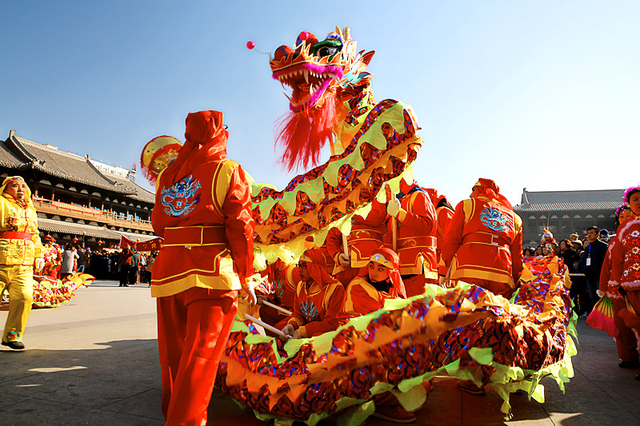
<box><xmin>344</xmin><ymin>26</ymin><xmax>350</xmax><ymax>40</ymax></box>
<box><xmin>335</xmin><ymin>26</ymin><xmax>342</xmax><ymax>38</ymax></box>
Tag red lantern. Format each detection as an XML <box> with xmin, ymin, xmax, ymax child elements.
<box><xmin>97</xmin><ymin>240</ymin><xmax>104</xmax><ymax>246</ymax></box>
<box><xmin>72</xmin><ymin>237</ymin><xmax>79</xmax><ymax>243</ymax></box>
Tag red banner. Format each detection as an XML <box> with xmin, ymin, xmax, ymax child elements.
<box><xmin>119</xmin><ymin>235</ymin><xmax>163</xmax><ymax>252</ymax></box>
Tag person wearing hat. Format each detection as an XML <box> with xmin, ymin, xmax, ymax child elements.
<box><xmin>441</xmin><ymin>178</ymin><xmax>523</xmax><ymax>395</ymax></box>
<box><xmin>0</xmin><ymin>176</ymin><xmax>45</xmax><ymax>350</ymax></box>
<box><xmin>281</xmin><ymin>248</ymin><xmax>345</xmax><ymax>339</ymax></box>
<box><xmin>340</xmin><ymin>248</ymin><xmax>427</xmax><ymax>423</ymax></box>
<box><xmin>608</xmin><ymin>186</ymin><xmax>640</xmax><ymax>381</ymax></box>
<box><xmin>441</xmin><ymin>178</ymin><xmax>523</xmax><ymax>299</ymax></box>
<box><xmin>148</xmin><ymin>110</ymin><xmax>257</xmax><ymax>425</ymax></box>
<box><xmin>341</xmin><ymin>248</ymin><xmax>406</xmax><ymax>318</ymax></box>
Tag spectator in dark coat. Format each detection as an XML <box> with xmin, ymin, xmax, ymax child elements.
<box><xmin>583</xmin><ymin>226</ymin><xmax>608</xmax><ymax>313</ymax></box>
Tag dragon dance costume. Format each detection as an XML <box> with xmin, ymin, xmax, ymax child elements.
<box><xmin>385</xmin><ymin>180</ymin><xmax>438</xmax><ymax>297</ymax></box>
<box><xmin>0</xmin><ymin>176</ymin><xmax>44</xmax><ymax>348</ymax></box>
<box><xmin>141</xmin><ymin>26</ymin><xmax>577</xmax><ymax>426</ymax></box>
<box><xmin>285</xmin><ymin>249</ymin><xmax>344</xmax><ymax>338</ymax></box>
<box><xmin>442</xmin><ymin>178</ymin><xmax>524</xmax><ymax>298</ymax></box>
<box><xmin>149</xmin><ymin>110</ymin><xmax>255</xmax><ymax>426</ymax></box>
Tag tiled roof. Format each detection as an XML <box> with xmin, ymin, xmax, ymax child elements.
<box><xmin>514</xmin><ymin>189</ymin><xmax>625</xmax><ymax>212</ymax></box>
<box><xmin>4</xmin><ymin>131</ymin><xmax>154</xmax><ymax>204</ymax></box>
<box><xmin>38</xmin><ymin>217</ymin><xmax>157</xmax><ymax>241</ymax></box>
<box><xmin>109</xmin><ymin>174</ymin><xmax>155</xmax><ymax>204</ymax></box>
<box><xmin>0</xmin><ymin>141</ymin><xmax>27</xmax><ymax>168</ymax></box>
<box><xmin>8</xmin><ymin>134</ymin><xmax>125</xmax><ymax>193</ymax></box>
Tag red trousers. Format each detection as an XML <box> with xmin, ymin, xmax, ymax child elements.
<box><xmin>613</xmin><ymin>295</ymin><xmax>639</xmax><ymax>362</ymax></box>
<box><xmin>157</xmin><ymin>287</ymin><xmax>238</xmax><ymax>426</ymax></box>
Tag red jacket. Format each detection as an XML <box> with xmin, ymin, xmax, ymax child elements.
<box><xmin>151</xmin><ymin>111</ymin><xmax>254</xmax><ymax>297</ymax></box>
<box><xmin>286</xmin><ymin>279</ymin><xmax>345</xmax><ymax>338</ymax></box>
<box><xmin>384</xmin><ymin>187</ymin><xmax>438</xmax><ymax>280</ymax></box>
<box><xmin>442</xmin><ymin>197</ymin><xmax>523</xmax><ymax>286</ymax></box>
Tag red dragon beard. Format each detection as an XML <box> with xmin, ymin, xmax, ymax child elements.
<box><xmin>275</xmin><ymin>94</ymin><xmax>341</xmax><ymax>172</ymax></box>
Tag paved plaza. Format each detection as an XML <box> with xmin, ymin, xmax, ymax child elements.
<box><xmin>0</xmin><ymin>280</ymin><xmax>638</xmax><ymax>425</ymax></box>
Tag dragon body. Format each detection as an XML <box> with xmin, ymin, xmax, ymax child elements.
<box><xmin>214</xmin><ymin>28</ymin><xmax>576</xmax><ymax>426</ymax></box>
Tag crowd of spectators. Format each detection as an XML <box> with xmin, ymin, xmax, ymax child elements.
<box><xmin>524</xmin><ymin>226</ymin><xmax>611</xmax><ymax>316</ymax></box>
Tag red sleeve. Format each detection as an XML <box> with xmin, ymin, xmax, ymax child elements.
<box><xmin>437</xmin><ymin>206</ymin><xmax>454</xmax><ymax>241</ymax></box>
<box><xmin>608</xmin><ymin>237</ymin><xmax>624</xmax><ymax>285</ymax></box>
<box><xmin>325</xmin><ymin>227</ymin><xmax>344</xmax><ymax>261</ymax></box>
<box><xmin>223</xmin><ymin>165</ymin><xmax>255</xmax><ymax>283</ymax></box>
<box><xmin>286</xmin><ymin>282</ymin><xmax>305</xmax><ymax>328</ymax></box>
<box><xmin>510</xmin><ymin>220</ymin><xmax>524</xmax><ymax>281</ymax></box>
<box><xmin>599</xmin><ymin>242</ymin><xmax>614</xmax><ymax>292</ymax></box>
<box><xmin>365</xmin><ymin>199</ymin><xmax>388</xmax><ymax>226</ymax></box>
<box><xmin>302</xmin><ymin>284</ymin><xmax>345</xmax><ymax>337</ymax></box>
<box><xmin>441</xmin><ymin>201</ymin><xmax>466</xmax><ymax>270</ymax></box>
<box><xmin>344</xmin><ymin>282</ymin><xmax>384</xmax><ymax>317</ymax></box>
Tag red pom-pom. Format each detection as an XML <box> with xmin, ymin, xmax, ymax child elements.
<box><xmin>299</xmin><ymin>31</ymin><xmax>309</xmax><ymax>41</ymax></box>
<box><xmin>246</xmin><ymin>41</ymin><xmax>255</xmax><ymax>50</ymax></box>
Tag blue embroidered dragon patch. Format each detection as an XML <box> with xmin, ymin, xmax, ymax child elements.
<box><xmin>480</xmin><ymin>206</ymin><xmax>509</xmax><ymax>233</ymax></box>
<box><xmin>300</xmin><ymin>301</ymin><xmax>319</xmax><ymax>322</ymax></box>
<box><xmin>161</xmin><ymin>175</ymin><xmax>201</xmax><ymax>218</ymax></box>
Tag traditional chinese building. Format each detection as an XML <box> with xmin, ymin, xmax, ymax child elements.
<box><xmin>514</xmin><ymin>188</ymin><xmax>625</xmax><ymax>247</ymax></box>
<box><xmin>0</xmin><ymin>130</ymin><xmax>156</xmax><ymax>249</ymax></box>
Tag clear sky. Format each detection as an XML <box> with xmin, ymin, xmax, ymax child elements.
<box><xmin>1</xmin><ymin>1</ymin><xmax>638</xmax><ymax>207</ymax></box>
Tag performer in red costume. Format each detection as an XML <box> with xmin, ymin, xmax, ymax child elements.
<box><xmin>384</xmin><ymin>181</ymin><xmax>438</xmax><ymax>297</ymax></box>
<box><xmin>598</xmin><ymin>204</ymin><xmax>638</xmax><ymax>368</ymax></box>
<box><xmin>150</xmin><ymin>110</ymin><xmax>257</xmax><ymax>425</ymax></box>
<box><xmin>441</xmin><ymin>178</ymin><xmax>523</xmax><ymax>395</ymax></box>
<box><xmin>258</xmin><ymin>259</ymin><xmax>300</xmax><ymax>329</ymax></box>
<box><xmin>326</xmin><ymin>201</ymin><xmax>387</xmax><ymax>286</ymax></box>
<box><xmin>281</xmin><ymin>249</ymin><xmax>345</xmax><ymax>339</ymax></box>
<box><xmin>425</xmin><ymin>188</ymin><xmax>455</xmax><ymax>280</ymax></box>
<box><xmin>341</xmin><ymin>248</ymin><xmax>406</xmax><ymax>323</ymax></box>
<box><xmin>340</xmin><ymin>248</ymin><xmax>425</xmax><ymax>423</ymax></box>
<box><xmin>608</xmin><ymin>186</ymin><xmax>640</xmax><ymax>381</ymax></box>
<box><xmin>441</xmin><ymin>178</ymin><xmax>524</xmax><ymax>299</ymax></box>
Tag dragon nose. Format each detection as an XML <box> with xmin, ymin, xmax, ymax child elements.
<box><xmin>274</xmin><ymin>45</ymin><xmax>293</xmax><ymax>61</ymax></box>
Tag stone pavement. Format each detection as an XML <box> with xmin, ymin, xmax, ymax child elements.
<box><xmin>0</xmin><ymin>280</ymin><xmax>638</xmax><ymax>425</ymax></box>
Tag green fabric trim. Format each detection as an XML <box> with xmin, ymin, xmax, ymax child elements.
<box><xmin>250</xmin><ymin>183</ymin><xmax>278</xmax><ymax>197</ymax></box>
<box><xmin>469</xmin><ymin>347</ymin><xmax>494</xmax><ymax>365</ymax></box>
<box><xmin>390</xmin><ymin>384</ymin><xmax>427</xmax><ymax>412</ymax></box>
<box><xmin>336</xmin><ymin>401</ymin><xmax>374</xmax><ymax>426</ymax></box>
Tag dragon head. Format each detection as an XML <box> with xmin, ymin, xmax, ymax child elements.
<box><xmin>271</xmin><ymin>26</ymin><xmax>373</xmax><ymax>113</ymax></box>
<box><xmin>270</xmin><ymin>26</ymin><xmax>375</xmax><ymax>171</ymax></box>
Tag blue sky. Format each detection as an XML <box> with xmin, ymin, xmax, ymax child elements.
<box><xmin>1</xmin><ymin>1</ymin><xmax>638</xmax><ymax>206</ymax></box>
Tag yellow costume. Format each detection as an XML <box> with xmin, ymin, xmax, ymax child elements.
<box><xmin>0</xmin><ymin>176</ymin><xmax>44</xmax><ymax>348</ymax></box>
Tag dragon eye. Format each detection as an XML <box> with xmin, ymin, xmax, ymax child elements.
<box><xmin>317</xmin><ymin>46</ymin><xmax>339</xmax><ymax>57</ymax></box>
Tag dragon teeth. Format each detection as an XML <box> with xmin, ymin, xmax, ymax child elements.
<box><xmin>303</xmin><ymin>70</ymin><xmax>309</xmax><ymax>84</ymax></box>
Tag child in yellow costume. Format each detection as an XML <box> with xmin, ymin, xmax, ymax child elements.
<box><xmin>0</xmin><ymin>176</ymin><xmax>44</xmax><ymax>350</ymax></box>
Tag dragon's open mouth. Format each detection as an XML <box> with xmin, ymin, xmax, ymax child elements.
<box><xmin>273</xmin><ymin>64</ymin><xmax>344</xmax><ymax>113</ymax></box>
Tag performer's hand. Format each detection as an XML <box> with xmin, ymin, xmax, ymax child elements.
<box><xmin>338</xmin><ymin>252</ymin><xmax>350</xmax><ymax>267</ymax></box>
<box><xmin>387</xmin><ymin>197</ymin><xmax>402</xmax><ymax>218</ymax></box>
<box><xmin>282</xmin><ymin>324</ymin><xmax>296</xmax><ymax>338</ymax></box>
<box><xmin>256</xmin><ymin>295</ymin><xmax>269</xmax><ymax>305</ymax></box>
<box><xmin>34</xmin><ymin>258</ymin><xmax>45</xmax><ymax>273</ymax></box>
<box><xmin>291</xmin><ymin>330</ymin><xmax>302</xmax><ymax>339</ymax></box>
<box><xmin>244</xmin><ymin>285</ymin><xmax>258</xmax><ymax>306</ymax></box>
